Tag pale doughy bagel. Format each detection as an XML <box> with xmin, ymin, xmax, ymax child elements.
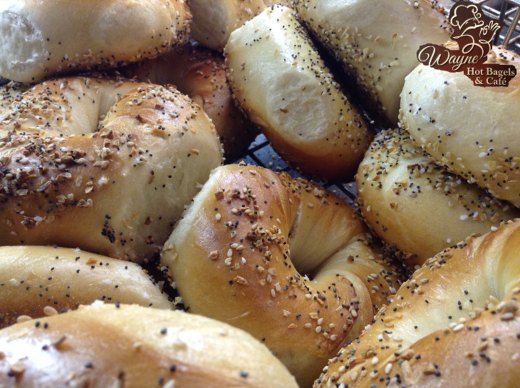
<box><xmin>0</xmin><ymin>304</ymin><xmax>299</xmax><ymax>388</ymax></box>
<box><xmin>293</xmin><ymin>0</ymin><xmax>451</xmax><ymax>125</ymax></box>
<box><xmin>0</xmin><ymin>76</ymin><xmax>222</xmax><ymax>263</ymax></box>
<box><xmin>161</xmin><ymin>164</ymin><xmax>403</xmax><ymax>387</ymax></box>
<box><xmin>0</xmin><ymin>246</ymin><xmax>173</xmax><ymax>328</ymax></box>
<box><xmin>190</xmin><ymin>0</ymin><xmax>290</xmax><ymax>51</ymax></box>
<box><xmin>356</xmin><ymin>129</ymin><xmax>520</xmax><ymax>267</ymax></box>
<box><xmin>316</xmin><ymin>219</ymin><xmax>520</xmax><ymax>388</ymax></box>
<box><xmin>0</xmin><ymin>0</ymin><xmax>191</xmax><ymax>83</ymax></box>
<box><xmin>122</xmin><ymin>42</ymin><xmax>258</xmax><ymax>157</ymax></box>
<box><xmin>400</xmin><ymin>47</ymin><xmax>520</xmax><ymax>207</ymax></box>
<box><xmin>225</xmin><ymin>5</ymin><xmax>372</xmax><ymax>181</ymax></box>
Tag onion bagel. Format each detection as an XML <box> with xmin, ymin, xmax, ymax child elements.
<box><xmin>356</xmin><ymin>129</ymin><xmax>520</xmax><ymax>267</ymax></box>
<box><xmin>0</xmin><ymin>245</ymin><xmax>173</xmax><ymax>328</ymax></box>
<box><xmin>0</xmin><ymin>0</ymin><xmax>191</xmax><ymax>82</ymax></box>
<box><xmin>225</xmin><ymin>5</ymin><xmax>372</xmax><ymax>181</ymax></box>
<box><xmin>0</xmin><ymin>76</ymin><xmax>222</xmax><ymax>263</ymax></box>
<box><xmin>0</xmin><ymin>304</ymin><xmax>299</xmax><ymax>388</ymax></box>
<box><xmin>123</xmin><ymin>42</ymin><xmax>257</xmax><ymax>158</ymax></box>
<box><xmin>316</xmin><ymin>219</ymin><xmax>520</xmax><ymax>388</ymax></box>
<box><xmin>293</xmin><ymin>0</ymin><xmax>451</xmax><ymax>125</ymax></box>
<box><xmin>161</xmin><ymin>164</ymin><xmax>403</xmax><ymax>387</ymax></box>
<box><xmin>400</xmin><ymin>47</ymin><xmax>520</xmax><ymax>207</ymax></box>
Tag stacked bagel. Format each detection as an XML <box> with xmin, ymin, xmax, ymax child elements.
<box><xmin>1</xmin><ymin>0</ymin><xmax>520</xmax><ymax>387</ymax></box>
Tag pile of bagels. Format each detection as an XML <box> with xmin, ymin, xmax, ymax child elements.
<box><xmin>0</xmin><ymin>0</ymin><xmax>519</xmax><ymax>387</ymax></box>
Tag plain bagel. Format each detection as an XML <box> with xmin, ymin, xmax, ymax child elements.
<box><xmin>356</xmin><ymin>129</ymin><xmax>520</xmax><ymax>267</ymax></box>
<box><xmin>0</xmin><ymin>304</ymin><xmax>299</xmax><ymax>388</ymax></box>
<box><xmin>225</xmin><ymin>5</ymin><xmax>372</xmax><ymax>181</ymax></box>
<box><xmin>122</xmin><ymin>42</ymin><xmax>258</xmax><ymax>158</ymax></box>
<box><xmin>0</xmin><ymin>246</ymin><xmax>173</xmax><ymax>328</ymax></box>
<box><xmin>161</xmin><ymin>164</ymin><xmax>403</xmax><ymax>387</ymax></box>
<box><xmin>0</xmin><ymin>76</ymin><xmax>222</xmax><ymax>263</ymax></box>
<box><xmin>400</xmin><ymin>47</ymin><xmax>520</xmax><ymax>207</ymax></box>
<box><xmin>0</xmin><ymin>0</ymin><xmax>191</xmax><ymax>82</ymax></box>
<box><xmin>316</xmin><ymin>219</ymin><xmax>520</xmax><ymax>388</ymax></box>
<box><xmin>293</xmin><ymin>0</ymin><xmax>451</xmax><ymax>125</ymax></box>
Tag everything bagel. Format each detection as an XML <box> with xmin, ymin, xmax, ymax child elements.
<box><xmin>356</xmin><ymin>129</ymin><xmax>520</xmax><ymax>267</ymax></box>
<box><xmin>316</xmin><ymin>220</ymin><xmax>520</xmax><ymax>388</ymax></box>
<box><xmin>0</xmin><ymin>76</ymin><xmax>222</xmax><ymax>263</ymax></box>
<box><xmin>161</xmin><ymin>164</ymin><xmax>403</xmax><ymax>387</ymax></box>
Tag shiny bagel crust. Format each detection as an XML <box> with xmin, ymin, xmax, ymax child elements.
<box><xmin>161</xmin><ymin>164</ymin><xmax>403</xmax><ymax>387</ymax></box>
<box><xmin>0</xmin><ymin>304</ymin><xmax>299</xmax><ymax>388</ymax></box>
<box><xmin>316</xmin><ymin>220</ymin><xmax>520</xmax><ymax>388</ymax></box>
<box><xmin>0</xmin><ymin>246</ymin><xmax>173</xmax><ymax>328</ymax></box>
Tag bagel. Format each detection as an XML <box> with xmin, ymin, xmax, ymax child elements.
<box><xmin>225</xmin><ymin>5</ymin><xmax>372</xmax><ymax>181</ymax></box>
<box><xmin>292</xmin><ymin>0</ymin><xmax>451</xmax><ymax>125</ymax></box>
<box><xmin>315</xmin><ymin>219</ymin><xmax>520</xmax><ymax>388</ymax></box>
<box><xmin>190</xmin><ymin>0</ymin><xmax>290</xmax><ymax>51</ymax></box>
<box><xmin>0</xmin><ymin>304</ymin><xmax>299</xmax><ymax>388</ymax></box>
<box><xmin>161</xmin><ymin>164</ymin><xmax>403</xmax><ymax>387</ymax></box>
<box><xmin>400</xmin><ymin>47</ymin><xmax>520</xmax><ymax>207</ymax></box>
<box><xmin>356</xmin><ymin>129</ymin><xmax>520</xmax><ymax>267</ymax></box>
<box><xmin>0</xmin><ymin>76</ymin><xmax>222</xmax><ymax>263</ymax></box>
<box><xmin>122</xmin><ymin>42</ymin><xmax>257</xmax><ymax>158</ymax></box>
<box><xmin>0</xmin><ymin>246</ymin><xmax>172</xmax><ymax>328</ymax></box>
<box><xmin>0</xmin><ymin>81</ymin><xmax>29</xmax><ymax>113</ymax></box>
<box><xmin>0</xmin><ymin>0</ymin><xmax>191</xmax><ymax>83</ymax></box>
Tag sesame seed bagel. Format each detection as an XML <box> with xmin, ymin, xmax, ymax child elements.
<box><xmin>292</xmin><ymin>0</ymin><xmax>451</xmax><ymax>125</ymax></box>
<box><xmin>161</xmin><ymin>164</ymin><xmax>403</xmax><ymax>387</ymax></box>
<box><xmin>0</xmin><ymin>76</ymin><xmax>222</xmax><ymax>263</ymax></box>
<box><xmin>189</xmin><ymin>0</ymin><xmax>290</xmax><ymax>51</ymax></box>
<box><xmin>400</xmin><ymin>47</ymin><xmax>520</xmax><ymax>207</ymax></box>
<box><xmin>122</xmin><ymin>42</ymin><xmax>258</xmax><ymax>158</ymax></box>
<box><xmin>0</xmin><ymin>304</ymin><xmax>299</xmax><ymax>388</ymax></box>
<box><xmin>224</xmin><ymin>5</ymin><xmax>372</xmax><ymax>182</ymax></box>
<box><xmin>315</xmin><ymin>219</ymin><xmax>520</xmax><ymax>388</ymax></box>
<box><xmin>0</xmin><ymin>246</ymin><xmax>173</xmax><ymax>328</ymax></box>
<box><xmin>0</xmin><ymin>81</ymin><xmax>30</xmax><ymax>114</ymax></box>
<box><xmin>0</xmin><ymin>0</ymin><xmax>191</xmax><ymax>83</ymax></box>
<box><xmin>356</xmin><ymin>129</ymin><xmax>520</xmax><ymax>267</ymax></box>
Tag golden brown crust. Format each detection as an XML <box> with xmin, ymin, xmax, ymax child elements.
<box><xmin>356</xmin><ymin>129</ymin><xmax>520</xmax><ymax>267</ymax></box>
<box><xmin>0</xmin><ymin>76</ymin><xmax>222</xmax><ymax>263</ymax></box>
<box><xmin>400</xmin><ymin>47</ymin><xmax>520</xmax><ymax>207</ymax></box>
<box><xmin>122</xmin><ymin>42</ymin><xmax>258</xmax><ymax>158</ymax></box>
<box><xmin>225</xmin><ymin>5</ymin><xmax>372</xmax><ymax>182</ymax></box>
<box><xmin>0</xmin><ymin>304</ymin><xmax>299</xmax><ymax>388</ymax></box>
<box><xmin>316</xmin><ymin>220</ymin><xmax>520</xmax><ymax>388</ymax></box>
<box><xmin>0</xmin><ymin>0</ymin><xmax>191</xmax><ymax>82</ymax></box>
<box><xmin>161</xmin><ymin>164</ymin><xmax>403</xmax><ymax>387</ymax></box>
<box><xmin>0</xmin><ymin>246</ymin><xmax>173</xmax><ymax>328</ymax></box>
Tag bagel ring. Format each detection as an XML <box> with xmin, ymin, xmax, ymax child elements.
<box><xmin>225</xmin><ymin>5</ymin><xmax>372</xmax><ymax>181</ymax></box>
<box><xmin>316</xmin><ymin>219</ymin><xmax>520</xmax><ymax>387</ymax></box>
<box><xmin>161</xmin><ymin>164</ymin><xmax>403</xmax><ymax>387</ymax></box>
<box><xmin>0</xmin><ymin>76</ymin><xmax>222</xmax><ymax>263</ymax></box>
<box><xmin>356</xmin><ymin>129</ymin><xmax>520</xmax><ymax>267</ymax></box>
<box><xmin>400</xmin><ymin>47</ymin><xmax>520</xmax><ymax>207</ymax></box>
<box><xmin>0</xmin><ymin>304</ymin><xmax>299</xmax><ymax>388</ymax></box>
<box><xmin>0</xmin><ymin>0</ymin><xmax>191</xmax><ymax>82</ymax></box>
<box><xmin>0</xmin><ymin>245</ymin><xmax>173</xmax><ymax>328</ymax></box>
